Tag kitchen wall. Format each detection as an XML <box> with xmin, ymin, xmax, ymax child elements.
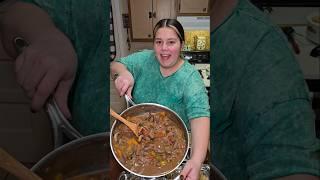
<box><xmin>265</xmin><ymin>7</ymin><xmax>320</xmax><ymax>79</ymax></box>
<box><xmin>266</xmin><ymin>7</ymin><xmax>319</xmax><ymax>25</ymax></box>
<box><xmin>112</xmin><ymin>1</ymin><xmax>319</xmax><ymax>56</ymax></box>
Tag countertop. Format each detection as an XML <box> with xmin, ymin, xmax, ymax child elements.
<box><xmin>292</xmin><ymin>26</ymin><xmax>320</xmax><ymax>80</ymax></box>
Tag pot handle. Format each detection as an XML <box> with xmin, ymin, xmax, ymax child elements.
<box><xmin>125</xmin><ymin>94</ymin><xmax>136</xmax><ymax>107</ymax></box>
<box><xmin>117</xmin><ymin>171</ymin><xmax>129</xmax><ymax>180</ymax></box>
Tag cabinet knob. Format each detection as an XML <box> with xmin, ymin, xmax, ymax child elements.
<box><xmin>149</xmin><ymin>12</ymin><xmax>152</xmax><ymax>18</ymax></box>
<box><xmin>203</xmin><ymin>8</ymin><xmax>207</xmax><ymax>12</ymax></box>
<box><xmin>148</xmin><ymin>34</ymin><xmax>151</xmax><ymax>38</ymax></box>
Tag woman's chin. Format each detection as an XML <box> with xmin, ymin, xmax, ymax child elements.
<box><xmin>160</xmin><ymin>63</ymin><xmax>172</xmax><ymax>69</ymax></box>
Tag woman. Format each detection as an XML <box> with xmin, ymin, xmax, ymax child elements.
<box><xmin>111</xmin><ymin>19</ymin><xmax>210</xmax><ymax>180</ymax></box>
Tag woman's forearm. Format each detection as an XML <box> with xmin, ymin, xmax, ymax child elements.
<box><xmin>0</xmin><ymin>1</ymin><xmax>58</xmax><ymax>57</ymax></box>
<box><xmin>110</xmin><ymin>61</ymin><xmax>129</xmax><ymax>79</ymax></box>
<box><xmin>190</xmin><ymin>117</ymin><xmax>210</xmax><ymax>164</ymax></box>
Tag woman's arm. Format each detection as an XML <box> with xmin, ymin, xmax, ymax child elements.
<box><xmin>110</xmin><ymin>61</ymin><xmax>129</xmax><ymax>80</ymax></box>
<box><xmin>181</xmin><ymin>117</ymin><xmax>210</xmax><ymax>180</ymax></box>
<box><xmin>190</xmin><ymin>117</ymin><xmax>210</xmax><ymax>165</ymax></box>
<box><xmin>110</xmin><ymin>61</ymin><xmax>134</xmax><ymax>97</ymax></box>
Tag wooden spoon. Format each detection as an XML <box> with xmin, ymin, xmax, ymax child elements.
<box><xmin>0</xmin><ymin>148</ymin><xmax>42</xmax><ymax>180</ymax></box>
<box><xmin>110</xmin><ymin>108</ymin><xmax>140</xmax><ymax>137</ymax></box>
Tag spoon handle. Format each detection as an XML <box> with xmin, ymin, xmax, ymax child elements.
<box><xmin>0</xmin><ymin>148</ymin><xmax>42</xmax><ymax>180</ymax></box>
<box><xmin>110</xmin><ymin>108</ymin><xmax>138</xmax><ymax>136</ymax></box>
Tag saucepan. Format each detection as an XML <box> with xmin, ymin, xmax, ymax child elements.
<box><xmin>110</xmin><ymin>102</ymin><xmax>190</xmax><ymax>179</ymax></box>
<box><xmin>31</xmin><ymin>132</ymin><xmax>125</xmax><ymax>179</ymax></box>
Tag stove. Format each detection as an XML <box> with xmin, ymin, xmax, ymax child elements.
<box><xmin>117</xmin><ymin>162</ymin><xmax>211</xmax><ymax>180</ymax></box>
<box><xmin>183</xmin><ymin>51</ymin><xmax>210</xmax><ymax>88</ymax></box>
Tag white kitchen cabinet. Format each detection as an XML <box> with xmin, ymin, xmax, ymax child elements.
<box><xmin>129</xmin><ymin>0</ymin><xmax>177</xmax><ymax>41</ymax></box>
<box><xmin>178</xmin><ymin>0</ymin><xmax>209</xmax><ymax>15</ymax></box>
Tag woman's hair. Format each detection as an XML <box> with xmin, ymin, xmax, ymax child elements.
<box><xmin>153</xmin><ymin>19</ymin><xmax>185</xmax><ymax>43</ymax></box>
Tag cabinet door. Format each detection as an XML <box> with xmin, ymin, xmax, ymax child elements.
<box><xmin>153</xmin><ymin>0</ymin><xmax>177</xmax><ymax>27</ymax></box>
<box><xmin>129</xmin><ymin>0</ymin><xmax>153</xmax><ymax>40</ymax></box>
<box><xmin>179</xmin><ymin>0</ymin><xmax>209</xmax><ymax>14</ymax></box>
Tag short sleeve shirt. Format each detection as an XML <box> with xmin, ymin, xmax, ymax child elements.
<box><xmin>21</xmin><ymin>0</ymin><xmax>109</xmax><ymax>135</ymax></box>
<box><xmin>118</xmin><ymin>50</ymin><xmax>210</xmax><ymax>128</ymax></box>
<box><xmin>211</xmin><ymin>0</ymin><xmax>320</xmax><ymax>179</ymax></box>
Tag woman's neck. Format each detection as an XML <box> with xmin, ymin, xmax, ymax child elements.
<box><xmin>160</xmin><ymin>58</ymin><xmax>184</xmax><ymax>77</ymax></box>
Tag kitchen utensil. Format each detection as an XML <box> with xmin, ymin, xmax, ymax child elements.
<box><xmin>0</xmin><ymin>148</ymin><xmax>42</xmax><ymax>180</ymax></box>
<box><xmin>306</xmin><ymin>12</ymin><xmax>320</xmax><ymax>44</ymax></box>
<box><xmin>110</xmin><ymin>103</ymin><xmax>189</xmax><ymax>178</ymax></box>
<box><xmin>310</xmin><ymin>45</ymin><xmax>320</xmax><ymax>57</ymax></box>
<box><xmin>32</xmin><ymin>132</ymin><xmax>124</xmax><ymax>179</ymax></box>
<box><xmin>282</xmin><ymin>26</ymin><xmax>300</xmax><ymax>54</ymax></box>
<box><xmin>110</xmin><ymin>107</ymin><xmax>140</xmax><ymax>137</ymax></box>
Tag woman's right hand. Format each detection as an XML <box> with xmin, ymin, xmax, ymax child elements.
<box><xmin>114</xmin><ymin>71</ymin><xmax>134</xmax><ymax>98</ymax></box>
<box><xmin>15</xmin><ymin>29</ymin><xmax>77</xmax><ymax>119</ymax></box>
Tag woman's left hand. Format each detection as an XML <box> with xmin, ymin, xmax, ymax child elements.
<box><xmin>180</xmin><ymin>159</ymin><xmax>202</xmax><ymax>180</ymax></box>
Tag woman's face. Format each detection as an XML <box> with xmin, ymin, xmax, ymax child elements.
<box><xmin>154</xmin><ymin>27</ymin><xmax>182</xmax><ymax>69</ymax></box>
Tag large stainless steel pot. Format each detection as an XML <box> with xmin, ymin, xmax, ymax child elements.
<box><xmin>110</xmin><ymin>103</ymin><xmax>190</xmax><ymax>179</ymax></box>
<box><xmin>31</xmin><ymin>132</ymin><xmax>124</xmax><ymax>179</ymax></box>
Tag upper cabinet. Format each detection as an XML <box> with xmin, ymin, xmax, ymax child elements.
<box><xmin>178</xmin><ymin>0</ymin><xmax>209</xmax><ymax>15</ymax></box>
<box><xmin>129</xmin><ymin>0</ymin><xmax>177</xmax><ymax>41</ymax></box>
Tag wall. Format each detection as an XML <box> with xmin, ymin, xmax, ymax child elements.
<box><xmin>266</xmin><ymin>7</ymin><xmax>320</xmax><ymax>25</ymax></box>
<box><xmin>265</xmin><ymin>7</ymin><xmax>320</xmax><ymax>79</ymax></box>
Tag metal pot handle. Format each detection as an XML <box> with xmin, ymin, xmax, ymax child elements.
<box><xmin>117</xmin><ymin>171</ymin><xmax>129</xmax><ymax>180</ymax></box>
<box><xmin>125</xmin><ymin>94</ymin><xmax>136</xmax><ymax>107</ymax></box>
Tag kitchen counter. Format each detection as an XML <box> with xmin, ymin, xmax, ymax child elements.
<box><xmin>291</xmin><ymin>26</ymin><xmax>320</xmax><ymax>138</ymax></box>
<box><xmin>292</xmin><ymin>26</ymin><xmax>319</xmax><ymax>80</ymax></box>
<box><xmin>194</xmin><ymin>63</ymin><xmax>210</xmax><ymax>88</ymax></box>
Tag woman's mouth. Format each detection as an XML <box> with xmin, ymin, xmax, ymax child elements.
<box><xmin>160</xmin><ymin>54</ymin><xmax>171</xmax><ymax>61</ymax></box>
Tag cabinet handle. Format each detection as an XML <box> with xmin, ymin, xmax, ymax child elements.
<box><xmin>203</xmin><ymin>8</ymin><xmax>207</xmax><ymax>12</ymax></box>
<box><xmin>149</xmin><ymin>12</ymin><xmax>152</xmax><ymax>18</ymax></box>
<box><xmin>148</xmin><ymin>34</ymin><xmax>151</xmax><ymax>38</ymax></box>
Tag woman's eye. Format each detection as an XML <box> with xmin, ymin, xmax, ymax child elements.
<box><xmin>168</xmin><ymin>41</ymin><xmax>176</xmax><ymax>45</ymax></box>
<box><xmin>155</xmin><ymin>41</ymin><xmax>162</xmax><ymax>45</ymax></box>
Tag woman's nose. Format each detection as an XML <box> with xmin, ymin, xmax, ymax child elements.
<box><xmin>161</xmin><ymin>43</ymin><xmax>168</xmax><ymax>50</ymax></box>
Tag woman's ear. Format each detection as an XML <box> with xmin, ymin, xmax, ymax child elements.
<box><xmin>181</xmin><ymin>41</ymin><xmax>185</xmax><ymax>51</ymax></box>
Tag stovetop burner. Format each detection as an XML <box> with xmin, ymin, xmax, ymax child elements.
<box><xmin>182</xmin><ymin>51</ymin><xmax>210</xmax><ymax>88</ymax></box>
<box><xmin>117</xmin><ymin>162</ymin><xmax>210</xmax><ymax>180</ymax></box>
<box><xmin>183</xmin><ymin>51</ymin><xmax>210</xmax><ymax>64</ymax></box>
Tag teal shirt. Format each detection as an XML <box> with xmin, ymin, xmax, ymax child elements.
<box><xmin>118</xmin><ymin>50</ymin><xmax>210</xmax><ymax>127</ymax></box>
<box><xmin>22</xmin><ymin>0</ymin><xmax>109</xmax><ymax>135</ymax></box>
<box><xmin>211</xmin><ymin>0</ymin><xmax>320</xmax><ymax>179</ymax></box>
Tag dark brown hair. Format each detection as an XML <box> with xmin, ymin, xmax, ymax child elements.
<box><xmin>153</xmin><ymin>19</ymin><xmax>185</xmax><ymax>43</ymax></box>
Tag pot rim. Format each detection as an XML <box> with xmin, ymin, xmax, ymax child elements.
<box><xmin>31</xmin><ymin>132</ymin><xmax>109</xmax><ymax>172</ymax></box>
<box><xmin>110</xmin><ymin>103</ymin><xmax>190</xmax><ymax>178</ymax></box>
